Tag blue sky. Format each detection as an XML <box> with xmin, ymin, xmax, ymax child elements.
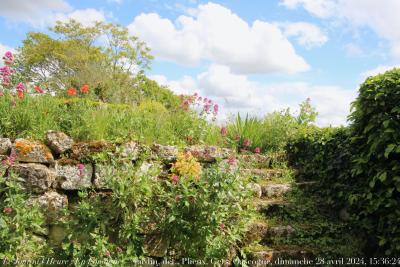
<box><xmin>0</xmin><ymin>0</ymin><xmax>399</xmax><ymax>126</ymax></box>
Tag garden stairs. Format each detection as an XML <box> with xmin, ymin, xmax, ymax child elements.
<box><xmin>237</xmin><ymin>153</ymin><xmax>314</xmax><ymax>266</ymax></box>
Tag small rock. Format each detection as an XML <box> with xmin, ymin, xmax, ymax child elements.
<box><xmin>13</xmin><ymin>139</ymin><xmax>54</xmax><ymax>163</ymax></box>
<box><xmin>143</xmin><ymin>235</ymin><xmax>169</xmax><ymax>257</ymax></box>
<box><xmin>45</xmin><ymin>131</ymin><xmax>73</xmax><ymax>154</ymax></box>
<box><xmin>54</xmin><ymin>160</ymin><xmax>93</xmax><ymax>190</ymax></box>
<box><xmin>152</xmin><ymin>144</ymin><xmax>178</xmax><ymax>162</ymax></box>
<box><xmin>118</xmin><ymin>141</ymin><xmax>140</xmax><ymax>161</ymax></box>
<box><xmin>247</xmin><ymin>183</ymin><xmax>262</xmax><ymax>198</ymax></box>
<box><xmin>11</xmin><ymin>163</ymin><xmax>55</xmax><ymax>193</ymax></box>
<box><xmin>30</xmin><ymin>191</ymin><xmax>68</xmax><ymax>222</ymax></box>
<box><xmin>262</xmin><ymin>183</ymin><xmax>292</xmax><ymax>197</ymax></box>
<box><xmin>0</xmin><ymin>138</ymin><xmax>11</xmax><ymax>155</ymax></box>
<box><xmin>137</xmin><ymin>161</ymin><xmax>166</xmax><ymax>179</ymax></box>
<box><xmin>245</xmin><ymin>222</ymin><xmax>268</xmax><ymax>243</ymax></box>
<box><xmin>71</xmin><ymin>141</ymin><xmax>115</xmax><ymax>161</ymax></box>
<box><xmin>267</xmin><ymin>225</ymin><xmax>295</xmax><ymax>238</ymax></box>
<box><xmin>93</xmin><ymin>164</ymin><xmax>115</xmax><ymax>189</ymax></box>
<box><xmin>184</xmin><ymin>145</ymin><xmax>231</xmax><ymax>162</ymax></box>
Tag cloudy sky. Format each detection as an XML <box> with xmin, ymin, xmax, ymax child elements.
<box><xmin>0</xmin><ymin>0</ymin><xmax>398</xmax><ymax>126</ymax></box>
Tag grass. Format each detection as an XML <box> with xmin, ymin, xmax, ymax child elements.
<box><xmin>0</xmin><ymin>94</ymin><xmax>221</xmax><ymax>145</ymax></box>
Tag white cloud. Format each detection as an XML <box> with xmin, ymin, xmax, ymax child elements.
<box><xmin>344</xmin><ymin>43</ymin><xmax>364</xmax><ymax>57</ymax></box>
<box><xmin>51</xmin><ymin>9</ymin><xmax>106</xmax><ymax>27</ymax></box>
<box><xmin>360</xmin><ymin>65</ymin><xmax>399</xmax><ymax>81</ymax></box>
<box><xmin>128</xmin><ymin>3</ymin><xmax>310</xmax><ymax>74</ymax></box>
<box><xmin>280</xmin><ymin>0</ymin><xmax>336</xmax><ymax>18</ymax></box>
<box><xmin>0</xmin><ymin>0</ymin><xmax>105</xmax><ymax>27</ymax></box>
<box><xmin>280</xmin><ymin>22</ymin><xmax>328</xmax><ymax>49</ymax></box>
<box><xmin>280</xmin><ymin>0</ymin><xmax>400</xmax><ymax>60</ymax></box>
<box><xmin>0</xmin><ymin>0</ymin><xmax>71</xmax><ymax>25</ymax></box>
<box><xmin>151</xmin><ymin>65</ymin><xmax>355</xmax><ymax>126</ymax></box>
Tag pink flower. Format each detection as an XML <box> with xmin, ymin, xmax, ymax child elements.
<box><xmin>3</xmin><ymin>207</ymin><xmax>12</xmax><ymax>215</ymax></box>
<box><xmin>243</xmin><ymin>138</ymin><xmax>251</xmax><ymax>147</ymax></box>
<box><xmin>175</xmin><ymin>195</ymin><xmax>181</xmax><ymax>202</ymax></box>
<box><xmin>198</xmin><ymin>96</ymin><xmax>202</xmax><ymax>101</ymax></box>
<box><xmin>227</xmin><ymin>156</ymin><xmax>236</xmax><ymax>165</ymax></box>
<box><xmin>16</xmin><ymin>82</ymin><xmax>25</xmax><ymax>92</ymax></box>
<box><xmin>105</xmin><ymin>250</ymin><xmax>111</xmax><ymax>257</ymax></box>
<box><xmin>2</xmin><ymin>51</ymin><xmax>13</xmax><ymax>65</ymax></box>
<box><xmin>194</xmin><ymin>92</ymin><xmax>198</xmax><ymax>97</ymax></box>
<box><xmin>0</xmin><ymin>66</ymin><xmax>12</xmax><ymax>76</ymax></box>
<box><xmin>171</xmin><ymin>174</ymin><xmax>179</xmax><ymax>185</ymax></box>
<box><xmin>219</xmin><ymin>223</ymin><xmax>225</xmax><ymax>231</ymax></box>
<box><xmin>213</xmin><ymin>104</ymin><xmax>219</xmax><ymax>114</ymax></box>
<box><xmin>254</xmin><ymin>147</ymin><xmax>261</xmax><ymax>154</ymax></box>
<box><xmin>77</xmin><ymin>164</ymin><xmax>85</xmax><ymax>176</ymax></box>
<box><xmin>203</xmin><ymin>97</ymin><xmax>208</xmax><ymax>102</ymax></box>
<box><xmin>220</xmin><ymin>127</ymin><xmax>227</xmax><ymax>136</ymax></box>
<box><xmin>116</xmin><ymin>247</ymin><xmax>123</xmax><ymax>253</ymax></box>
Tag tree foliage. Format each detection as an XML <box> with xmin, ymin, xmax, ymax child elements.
<box><xmin>15</xmin><ymin>19</ymin><xmax>164</xmax><ymax>105</ymax></box>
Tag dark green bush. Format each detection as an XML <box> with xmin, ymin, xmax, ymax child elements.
<box><xmin>287</xmin><ymin>68</ymin><xmax>400</xmax><ymax>256</ymax></box>
<box><xmin>348</xmin><ymin>69</ymin><xmax>400</xmax><ymax>255</ymax></box>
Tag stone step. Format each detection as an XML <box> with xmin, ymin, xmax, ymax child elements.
<box><xmin>238</xmin><ymin>154</ymin><xmax>272</xmax><ymax>169</ymax></box>
<box><xmin>255</xmin><ymin>200</ymin><xmax>290</xmax><ymax>215</ymax></box>
<box><xmin>261</xmin><ymin>183</ymin><xmax>292</xmax><ymax>198</ymax></box>
<box><xmin>241</xmin><ymin>168</ymin><xmax>286</xmax><ymax>180</ymax></box>
<box><xmin>247</xmin><ymin>247</ymin><xmax>313</xmax><ymax>266</ymax></box>
<box><xmin>245</xmin><ymin>222</ymin><xmax>295</xmax><ymax>243</ymax></box>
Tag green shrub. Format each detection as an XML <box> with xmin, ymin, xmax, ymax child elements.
<box><xmin>61</xmin><ymin>153</ymin><xmax>253</xmax><ymax>262</ymax></box>
<box><xmin>0</xmin><ymin>172</ymin><xmax>50</xmax><ymax>261</ymax></box>
<box><xmin>348</xmin><ymin>68</ymin><xmax>400</xmax><ymax>255</ymax></box>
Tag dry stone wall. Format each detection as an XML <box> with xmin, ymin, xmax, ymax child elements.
<box><xmin>0</xmin><ymin>131</ymin><xmax>236</xmax><ymax>242</ymax></box>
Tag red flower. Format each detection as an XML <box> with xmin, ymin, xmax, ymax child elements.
<box><xmin>227</xmin><ymin>156</ymin><xmax>236</xmax><ymax>165</ymax></box>
<box><xmin>17</xmin><ymin>91</ymin><xmax>24</xmax><ymax>99</ymax></box>
<box><xmin>34</xmin><ymin>86</ymin><xmax>44</xmax><ymax>94</ymax></box>
<box><xmin>243</xmin><ymin>138</ymin><xmax>251</xmax><ymax>147</ymax></box>
<box><xmin>80</xmin><ymin>84</ymin><xmax>90</xmax><ymax>94</ymax></box>
<box><xmin>3</xmin><ymin>207</ymin><xmax>12</xmax><ymax>214</ymax></box>
<box><xmin>254</xmin><ymin>147</ymin><xmax>261</xmax><ymax>154</ymax></box>
<box><xmin>220</xmin><ymin>127</ymin><xmax>227</xmax><ymax>136</ymax></box>
<box><xmin>67</xmin><ymin>87</ymin><xmax>77</xmax><ymax>96</ymax></box>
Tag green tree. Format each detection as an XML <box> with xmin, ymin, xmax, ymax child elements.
<box><xmin>16</xmin><ymin>19</ymin><xmax>154</xmax><ymax>104</ymax></box>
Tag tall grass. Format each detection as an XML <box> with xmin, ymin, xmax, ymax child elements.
<box><xmin>0</xmin><ymin>94</ymin><xmax>220</xmax><ymax>145</ymax></box>
<box><xmin>226</xmin><ymin>110</ymin><xmax>299</xmax><ymax>152</ymax></box>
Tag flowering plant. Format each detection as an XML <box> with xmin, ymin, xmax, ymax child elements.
<box><xmin>179</xmin><ymin>92</ymin><xmax>219</xmax><ymax>121</ymax></box>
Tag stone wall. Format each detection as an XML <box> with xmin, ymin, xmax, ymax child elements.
<box><xmin>0</xmin><ymin>131</ymin><xmax>238</xmax><ymax>252</ymax></box>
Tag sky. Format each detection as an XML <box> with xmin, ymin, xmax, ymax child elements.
<box><xmin>0</xmin><ymin>0</ymin><xmax>399</xmax><ymax>126</ymax></box>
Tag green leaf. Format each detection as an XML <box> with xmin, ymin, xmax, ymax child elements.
<box><xmin>385</xmin><ymin>144</ymin><xmax>396</xmax><ymax>158</ymax></box>
<box><xmin>378</xmin><ymin>172</ymin><xmax>387</xmax><ymax>182</ymax></box>
<box><xmin>168</xmin><ymin>216</ymin><xmax>175</xmax><ymax>223</ymax></box>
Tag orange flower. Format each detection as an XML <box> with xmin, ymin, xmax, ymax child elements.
<box><xmin>17</xmin><ymin>91</ymin><xmax>24</xmax><ymax>99</ymax></box>
<box><xmin>80</xmin><ymin>84</ymin><xmax>89</xmax><ymax>94</ymax></box>
<box><xmin>34</xmin><ymin>86</ymin><xmax>44</xmax><ymax>93</ymax></box>
<box><xmin>67</xmin><ymin>87</ymin><xmax>77</xmax><ymax>96</ymax></box>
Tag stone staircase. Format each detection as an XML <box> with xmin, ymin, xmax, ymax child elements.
<box><xmin>237</xmin><ymin>153</ymin><xmax>314</xmax><ymax>266</ymax></box>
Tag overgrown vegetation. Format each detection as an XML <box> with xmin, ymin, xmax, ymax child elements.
<box><xmin>287</xmin><ymin>68</ymin><xmax>400</xmax><ymax>256</ymax></box>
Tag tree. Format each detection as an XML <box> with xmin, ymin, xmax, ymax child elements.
<box><xmin>16</xmin><ymin>19</ymin><xmax>153</xmax><ymax>103</ymax></box>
